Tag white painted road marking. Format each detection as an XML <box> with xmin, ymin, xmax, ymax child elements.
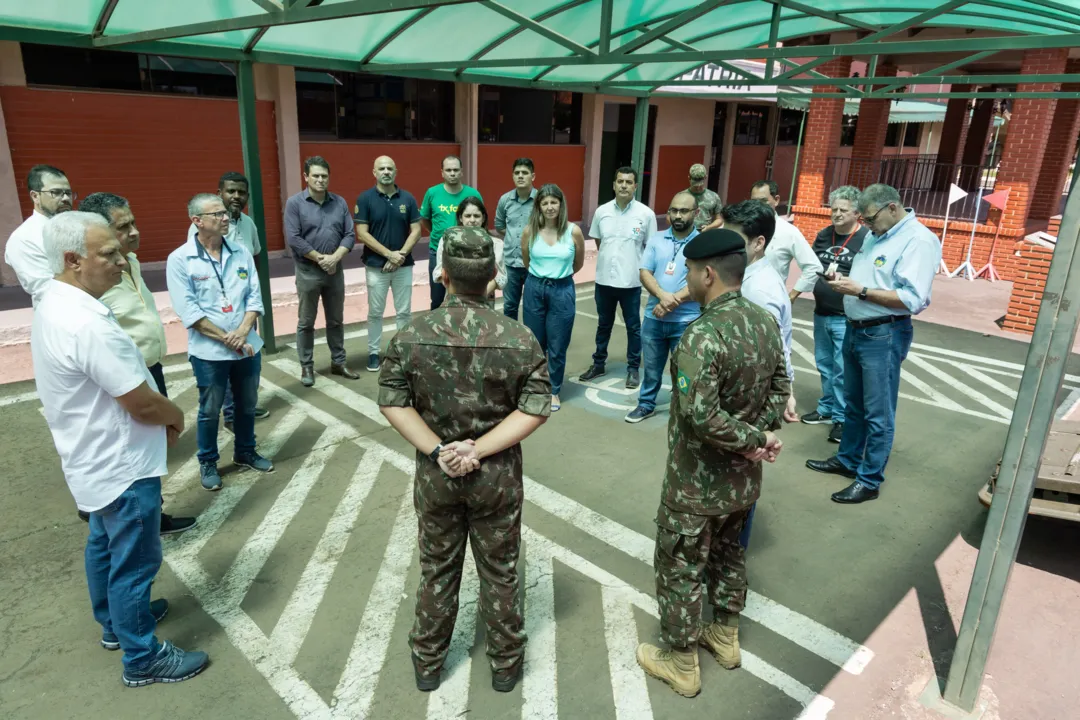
<box><xmin>270</xmin><ymin>357</ymin><xmax>389</xmax><ymax>427</ymax></box>
<box><xmin>426</xmin><ymin>553</ymin><xmax>479</xmax><ymax>720</ymax></box>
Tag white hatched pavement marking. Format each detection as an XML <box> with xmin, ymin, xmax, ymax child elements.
<box><xmin>522</xmin><ymin>545</ymin><xmax>558</xmax><ymax>720</ymax></box>
<box><xmin>427</xmin><ymin>553</ymin><xmax>480</xmax><ymax>720</ymax></box>
<box><xmin>601</xmin><ymin>586</ymin><xmax>654</xmax><ymax>720</ymax></box>
<box><xmin>270</xmin><ymin>358</ymin><xmax>389</xmax><ymax>426</ymax></box>
<box><xmin>943</xmin><ymin>360</ymin><xmax>1019</xmax><ymax>400</ymax></box>
<box><xmin>905</xmin><ymin>352</ymin><xmax>1014</xmax><ymax>419</ymax></box>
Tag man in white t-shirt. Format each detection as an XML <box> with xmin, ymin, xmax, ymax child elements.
<box><xmin>4</xmin><ymin>164</ymin><xmax>74</xmax><ymax>302</ymax></box>
<box><xmin>32</xmin><ymin>212</ymin><xmax>209</xmax><ymax>687</ymax></box>
<box><xmin>580</xmin><ymin>166</ymin><xmax>658</xmax><ymax>389</ymax></box>
<box><xmin>749</xmin><ymin>180</ymin><xmax>822</xmax><ymax>302</ymax></box>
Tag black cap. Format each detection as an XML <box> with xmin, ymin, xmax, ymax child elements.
<box><xmin>684</xmin><ymin>228</ymin><xmax>747</xmax><ymax>260</ymax></box>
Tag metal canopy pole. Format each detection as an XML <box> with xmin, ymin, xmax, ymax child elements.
<box><xmin>631</xmin><ymin>97</ymin><xmax>650</xmax><ymax>201</ymax></box>
<box><xmin>788</xmin><ymin>108</ymin><xmax>808</xmax><ymax>208</ymax></box>
<box><xmin>942</xmin><ymin>181</ymin><xmax>1080</xmax><ymax>712</ymax></box>
<box><xmin>236</xmin><ymin>60</ymin><xmax>277</xmax><ymax>354</ymax></box>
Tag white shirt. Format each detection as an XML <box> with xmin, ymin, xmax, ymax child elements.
<box><xmin>32</xmin><ymin>280</ymin><xmax>168</xmax><ymax>512</ymax></box>
<box><xmin>765</xmin><ymin>214</ymin><xmax>823</xmax><ymax>294</ymax></box>
<box><xmin>742</xmin><ymin>258</ymin><xmax>794</xmax><ymax>383</ymax></box>
<box><xmin>4</xmin><ymin>211</ymin><xmax>52</xmax><ymax>303</ymax></box>
<box><xmin>589</xmin><ymin>198</ymin><xmax>658</xmax><ymax>288</ymax></box>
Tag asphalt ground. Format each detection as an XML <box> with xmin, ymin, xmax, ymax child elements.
<box><xmin>2</xmin><ymin>285</ymin><xmax>1079</xmax><ymax>720</ymax></box>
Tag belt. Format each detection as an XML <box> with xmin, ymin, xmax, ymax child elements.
<box><xmin>847</xmin><ymin>314</ymin><xmax>909</xmax><ymax>329</ymax></box>
<box><xmin>528</xmin><ymin>274</ymin><xmax>574</xmax><ymax>286</ymax></box>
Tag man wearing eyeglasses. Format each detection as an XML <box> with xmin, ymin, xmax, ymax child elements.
<box><xmin>4</xmin><ymin>164</ymin><xmax>75</xmax><ymax>303</ymax></box>
<box><xmin>806</xmin><ymin>184</ymin><xmax>941</xmax><ymax>504</ymax></box>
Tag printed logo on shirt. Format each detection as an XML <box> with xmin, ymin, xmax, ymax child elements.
<box><xmin>237</xmin><ymin>267</ymin><xmax>249</xmax><ymax>280</ymax></box>
<box><xmin>353</xmin><ymin>203</ymin><xmax>360</xmax><ymax>215</ymax></box>
<box><xmin>873</xmin><ymin>255</ymin><xmax>887</xmax><ymax>268</ymax></box>
<box><xmin>399</xmin><ymin>204</ymin><xmax>407</xmax><ymax>214</ymax></box>
<box><xmin>822</xmin><ymin>245</ymin><xmax>855</xmax><ymax>264</ymax></box>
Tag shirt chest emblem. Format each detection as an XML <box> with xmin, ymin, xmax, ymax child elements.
<box><xmin>873</xmin><ymin>255</ymin><xmax>887</xmax><ymax>267</ymax></box>
<box><xmin>399</xmin><ymin>204</ymin><xmax>407</xmax><ymax>214</ymax></box>
<box><xmin>237</xmin><ymin>267</ymin><xmax>249</xmax><ymax>280</ymax></box>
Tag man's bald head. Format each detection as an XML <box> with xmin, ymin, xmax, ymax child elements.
<box><xmin>672</xmin><ymin>190</ymin><xmax>698</xmax><ymax>208</ymax></box>
<box><xmin>373</xmin><ymin>156</ymin><xmax>397</xmax><ymax>188</ymax></box>
<box><xmin>667</xmin><ymin>191</ymin><xmax>698</xmax><ymax>234</ymax></box>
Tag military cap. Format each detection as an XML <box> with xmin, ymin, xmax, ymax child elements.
<box><xmin>689</xmin><ymin>163</ymin><xmax>708</xmax><ymax>180</ymax></box>
<box><xmin>442</xmin><ymin>226</ymin><xmax>494</xmax><ymax>260</ymax></box>
<box><xmin>683</xmin><ymin>228</ymin><xmax>746</xmax><ymax>260</ymax></box>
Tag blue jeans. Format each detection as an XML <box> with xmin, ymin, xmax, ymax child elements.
<box><xmin>523</xmin><ymin>275</ymin><xmax>576</xmax><ymax>396</ymax></box>
<box><xmin>740</xmin><ymin>504</ymin><xmax>756</xmax><ymax>549</ymax></box>
<box><xmin>503</xmin><ymin>265</ymin><xmax>528</xmax><ymax>321</ymax></box>
<box><xmin>592</xmin><ymin>284</ymin><xmax>642</xmax><ymax>370</ymax></box>
<box><xmin>85</xmin><ymin>477</ymin><xmax>163</xmax><ymax>670</ymax></box>
<box><xmin>191</xmin><ymin>353</ymin><xmax>261</xmax><ymax>464</ymax></box>
<box><xmin>813</xmin><ymin>314</ymin><xmax>848</xmax><ymax>423</ymax></box>
<box><xmin>638</xmin><ymin>317</ymin><xmax>692</xmax><ymax>412</ymax></box>
<box><xmin>836</xmin><ymin>318</ymin><xmax>914</xmax><ymax>490</ymax></box>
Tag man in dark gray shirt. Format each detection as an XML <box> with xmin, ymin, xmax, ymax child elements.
<box><xmin>284</xmin><ymin>156</ymin><xmax>358</xmax><ymax>386</ymax></box>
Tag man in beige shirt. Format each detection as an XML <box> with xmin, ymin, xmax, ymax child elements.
<box><xmin>80</xmin><ymin>192</ymin><xmax>195</xmax><ymax>535</ymax></box>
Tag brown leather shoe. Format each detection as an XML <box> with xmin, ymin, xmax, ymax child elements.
<box><xmin>331</xmin><ymin>363</ymin><xmax>360</xmax><ymax>380</ymax></box>
<box><xmin>301</xmin><ymin>365</ymin><xmax>315</xmax><ymax>387</ymax></box>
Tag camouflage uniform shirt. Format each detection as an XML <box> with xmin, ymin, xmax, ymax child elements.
<box><xmin>688</xmin><ymin>188</ymin><xmax>723</xmax><ymax>231</ymax></box>
<box><xmin>377</xmin><ymin>294</ymin><xmax>551</xmax><ymax>478</ymax></box>
<box><xmin>662</xmin><ymin>290</ymin><xmax>791</xmax><ymax>520</ymax></box>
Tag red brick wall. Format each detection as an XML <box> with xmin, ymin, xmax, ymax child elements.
<box><xmin>848</xmin><ymin>65</ymin><xmax>897</xmax><ymax>188</ymax></box>
<box><xmin>794</xmin><ymin>57</ymin><xmax>850</xmax><ymax>207</ymax></box>
<box><xmin>1</xmin><ymin>86</ymin><xmax>282</xmax><ymax>263</ymax></box>
<box><xmin>1029</xmin><ymin>63</ymin><xmax>1080</xmax><ymax>220</ymax></box>
<box><xmin>1003</xmin><ymin>237</ymin><xmax>1055</xmax><ymax>334</ymax></box>
<box><xmin>297</xmin><ymin>141</ymin><xmax>460</xmax><ymax>214</ymax></box>
<box><xmin>477</xmin><ymin>144</ymin><xmax>586</xmax><ymax>221</ymax></box>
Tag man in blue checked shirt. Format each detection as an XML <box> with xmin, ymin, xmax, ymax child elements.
<box><xmin>625</xmin><ymin>191</ymin><xmax>701</xmax><ymax>424</ymax></box>
<box><xmin>806</xmin><ymin>184</ymin><xmax>941</xmax><ymax>504</ymax></box>
<box><xmin>166</xmin><ymin>193</ymin><xmax>274</xmax><ymax>492</ymax></box>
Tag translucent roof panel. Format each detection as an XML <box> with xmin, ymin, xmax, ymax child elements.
<box><xmin>0</xmin><ymin>0</ymin><xmax>1075</xmax><ymax>96</ymax></box>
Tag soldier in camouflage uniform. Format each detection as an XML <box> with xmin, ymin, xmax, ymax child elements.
<box><xmin>635</xmin><ymin>228</ymin><xmax>791</xmax><ymax>698</ymax></box>
<box><xmin>377</xmin><ymin>226</ymin><xmax>551</xmax><ymax>694</ymax></box>
<box><xmin>687</xmin><ymin>163</ymin><xmax>723</xmax><ymax>232</ymax></box>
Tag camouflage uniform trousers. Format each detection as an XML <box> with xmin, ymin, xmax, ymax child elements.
<box><xmin>410</xmin><ymin>465</ymin><xmax>526</xmax><ymax>678</ymax></box>
<box><xmin>654</xmin><ymin>505</ymin><xmax>751</xmax><ymax>649</ymax></box>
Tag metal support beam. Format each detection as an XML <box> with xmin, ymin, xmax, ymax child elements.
<box><xmin>942</xmin><ymin>182</ymin><xmax>1080</xmax><ymax>713</ymax></box>
<box><xmin>92</xmin><ymin>0</ymin><xmax>121</xmax><ymax>37</ymax></box>
<box><xmin>765</xmin><ymin>2</ymin><xmax>782</xmax><ymax>81</ymax></box>
<box><xmin>250</xmin><ymin>0</ymin><xmax>284</xmax><ymax>12</ymax></box>
<box><xmin>93</xmin><ymin>0</ymin><xmax>474</xmax><ymax>46</ymax></box>
<box><xmin>978</xmin><ymin>0</ymin><xmax>1080</xmax><ymax>29</ymax></box>
<box><xmin>480</xmin><ymin>1</ymin><xmax>593</xmax><ymax>55</ymax></box>
<box><xmin>244</xmin><ymin>28</ymin><xmax>270</xmax><ymax>54</ymax></box>
<box><xmin>769</xmin><ymin>0</ymin><xmax>877</xmax><ymax>31</ymax></box>
<box><xmin>599</xmin><ymin>0</ymin><xmax>613</xmax><ymax>55</ymax></box>
<box><xmin>617</xmin><ymin>73</ymin><xmax>1080</xmax><ymax>89</ymax></box>
<box><xmin>236</xmin><ymin>61</ymin><xmax>277</xmax><ymax>355</ymax></box>
<box><xmin>775</xmin><ymin>91</ymin><xmax>1080</xmax><ymax>100</ymax></box>
<box><xmin>612</xmin><ymin>0</ymin><xmax>732</xmax><ymax>56</ymax></box>
<box><xmin>1023</xmin><ymin>0</ymin><xmax>1080</xmax><ymax>18</ymax></box>
<box><xmin>788</xmin><ymin>109</ymin><xmax>807</xmax><ymax>208</ymax></box>
<box><xmin>631</xmin><ymin>97</ymin><xmax>649</xmax><ymax>201</ymax></box>
<box><xmin>777</xmin><ymin>58</ymin><xmax>860</xmax><ymax>97</ymax></box>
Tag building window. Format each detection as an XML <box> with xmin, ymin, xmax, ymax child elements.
<box><xmin>478</xmin><ymin>86</ymin><xmax>582</xmax><ymax>144</ymax></box>
<box><xmin>776</xmin><ymin>108</ymin><xmax>806</xmax><ymax>145</ymax></box>
<box><xmin>21</xmin><ymin>43</ymin><xmax>238</xmax><ymax>97</ymax></box>
<box><xmin>885</xmin><ymin>122</ymin><xmax>923</xmax><ymax>148</ymax></box>
<box><xmin>295</xmin><ymin>70</ymin><xmax>455</xmax><ymax>142</ymax></box>
<box><xmin>734</xmin><ymin>104</ymin><xmax>770</xmax><ymax>145</ymax></box>
<box><xmin>840</xmin><ymin>115</ymin><xmax>858</xmax><ymax>146</ymax></box>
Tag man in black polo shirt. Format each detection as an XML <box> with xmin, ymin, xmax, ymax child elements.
<box><xmin>799</xmin><ymin>185</ymin><xmax>868</xmax><ymax>443</ymax></box>
<box><xmin>355</xmin><ymin>155</ymin><xmax>422</xmax><ymax>372</ymax></box>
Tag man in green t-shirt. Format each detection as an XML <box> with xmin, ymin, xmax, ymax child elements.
<box><xmin>420</xmin><ymin>155</ymin><xmax>482</xmax><ymax>309</ymax></box>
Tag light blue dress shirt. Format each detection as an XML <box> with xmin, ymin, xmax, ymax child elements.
<box><xmin>166</xmin><ymin>230</ymin><xmax>264</xmax><ymax>362</ymax></box>
<box><xmin>742</xmin><ymin>258</ymin><xmax>794</xmax><ymax>382</ymax></box>
<box><xmin>844</xmin><ymin>210</ymin><xmax>941</xmax><ymax>321</ymax></box>
<box><xmin>640</xmin><ymin>227</ymin><xmax>701</xmax><ymax>324</ymax></box>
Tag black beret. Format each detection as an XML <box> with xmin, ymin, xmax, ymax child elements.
<box><xmin>683</xmin><ymin>228</ymin><xmax>747</xmax><ymax>260</ymax></box>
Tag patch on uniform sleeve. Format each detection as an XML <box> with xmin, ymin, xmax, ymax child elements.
<box><xmin>674</xmin><ymin>351</ymin><xmax>702</xmax><ymax>395</ymax></box>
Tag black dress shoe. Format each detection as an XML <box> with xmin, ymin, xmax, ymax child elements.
<box><xmin>160</xmin><ymin>513</ymin><xmax>198</xmax><ymax>536</ymax></box>
<box><xmin>578</xmin><ymin>364</ymin><xmax>606</xmax><ymax>381</ymax></box>
<box><xmin>492</xmin><ymin>663</ymin><xmax>523</xmax><ymax>693</ymax></box>
<box><xmin>78</xmin><ymin>510</ymin><xmax>90</xmax><ymax>523</ymax></box>
<box><xmin>301</xmin><ymin>365</ymin><xmax>315</xmax><ymax>387</ymax></box>
<box><xmin>412</xmin><ymin>654</ymin><xmax>440</xmax><ymax>692</ymax></box>
<box><xmin>831</xmin><ymin>481</ymin><xmax>879</xmax><ymax>504</ymax></box>
<box><xmin>805</xmin><ymin>456</ymin><xmax>857</xmax><ymax>479</ymax></box>
<box><xmin>331</xmin><ymin>364</ymin><xmax>360</xmax><ymax>380</ymax></box>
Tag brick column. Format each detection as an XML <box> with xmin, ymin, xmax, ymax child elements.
<box><xmin>794</xmin><ymin>57</ymin><xmax>851</xmax><ymax>207</ymax></box>
<box><xmin>996</xmin><ymin>48</ymin><xmax>1069</xmax><ymax>237</ymax></box>
<box><xmin>933</xmin><ymin>89</ymin><xmax>969</xmax><ymax>190</ymax></box>
<box><xmin>1003</xmin><ymin>235</ymin><xmax>1054</xmax><ymax>335</ymax></box>
<box><xmin>848</xmin><ymin>64</ymin><xmax>898</xmax><ymax>188</ymax></box>
<box><xmin>957</xmin><ymin>98</ymin><xmax>995</xmax><ymax>190</ymax></box>
<box><xmin>1029</xmin><ymin>60</ymin><xmax>1080</xmax><ymax>220</ymax></box>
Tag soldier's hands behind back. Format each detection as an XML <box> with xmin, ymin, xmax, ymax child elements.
<box><xmin>438</xmin><ymin>440</ymin><xmax>480</xmax><ymax>477</ymax></box>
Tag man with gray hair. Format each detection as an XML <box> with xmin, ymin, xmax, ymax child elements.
<box><xmin>800</xmin><ymin>186</ymin><xmax>869</xmax><ymax>445</ymax></box>
<box><xmin>167</xmin><ymin>193</ymin><xmax>273</xmax><ymax>492</ymax></box>
<box><xmin>33</xmin><ymin>211</ymin><xmax>209</xmax><ymax>686</ymax></box>
<box><xmin>807</xmin><ymin>183</ymin><xmax>941</xmax><ymax>504</ymax></box>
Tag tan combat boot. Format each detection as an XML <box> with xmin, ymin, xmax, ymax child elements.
<box><xmin>699</xmin><ymin>617</ymin><xmax>741</xmax><ymax>669</ymax></box>
<box><xmin>635</xmin><ymin>643</ymin><xmax>701</xmax><ymax>698</ymax></box>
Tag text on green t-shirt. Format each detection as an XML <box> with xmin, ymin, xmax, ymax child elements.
<box><xmin>420</xmin><ymin>184</ymin><xmax>482</xmax><ymax>249</ymax></box>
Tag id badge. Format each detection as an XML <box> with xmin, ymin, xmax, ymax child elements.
<box><xmin>221</xmin><ymin>303</ymin><xmax>234</xmax><ymax>313</ymax></box>
<box><xmin>826</xmin><ymin>261</ymin><xmax>839</xmax><ymax>276</ymax></box>
<box><xmin>665</xmin><ymin>260</ymin><xmax>677</xmax><ymax>276</ymax></box>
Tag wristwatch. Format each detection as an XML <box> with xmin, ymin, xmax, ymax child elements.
<box><xmin>857</xmin><ymin>286</ymin><xmax>869</xmax><ymax>301</ymax></box>
<box><xmin>428</xmin><ymin>443</ymin><xmax>443</xmax><ymax>463</ymax></box>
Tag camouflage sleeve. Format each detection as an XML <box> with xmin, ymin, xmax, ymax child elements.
<box><xmin>517</xmin><ymin>342</ymin><xmax>552</xmax><ymax>417</ymax></box>
<box><xmin>376</xmin><ymin>335</ymin><xmax>413</xmax><ymax>407</ymax></box>
<box><xmin>676</xmin><ymin>337</ymin><xmax>767</xmax><ymax>453</ymax></box>
<box><xmin>759</xmin><ymin>350</ymin><xmax>793</xmax><ymax>431</ymax></box>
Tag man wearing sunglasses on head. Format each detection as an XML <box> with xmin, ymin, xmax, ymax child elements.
<box><xmin>5</xmin><ymin>164</ymin><xmax>75</xmax><ymax>304</ymax></box>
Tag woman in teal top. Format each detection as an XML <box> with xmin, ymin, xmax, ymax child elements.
<box><xmin>521</xmin><ymin>184</ymin><xmax>585</xmax><ymax>411</ymax></box>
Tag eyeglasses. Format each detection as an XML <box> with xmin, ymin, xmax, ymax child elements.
<box><xmin>198</xmin><ymin>211</ymin><xmax>230</xmax><ymax>219</ymax></box>
<box><xmin>860</xmin><ymin>205</ymin><xmax>890</xmax><ymax>226</ymax></box>
<box><xmin>668</xmin><ymin>208</ymin><xmax>696</xmax><ymax>215</ymax></box>
<box><xmin>38</xmin><ymin>189</ymin><xmax>76</xmax><ymax>200</ymax></box>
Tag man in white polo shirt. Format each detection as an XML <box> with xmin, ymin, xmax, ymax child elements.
<box><xmin>33</xmin><ymin>211</ymin><xmax>209</xmax><ymax>687</ymax></box>
<box><xmin>750</xmin><ymin>180</ymin><xmax>822</xmax><ymax>302</ymax></box>
<box><xmin>580</xmin><ymin>166</ymin><xmax>657</xmax><ymax>389</ymax></box>
<box><xmin>4</xmin><ymin>164</ymin><xmax>74</xmax><ymax>302</ymax></box>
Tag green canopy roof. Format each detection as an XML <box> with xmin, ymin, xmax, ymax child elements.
<box><xmin>2</xmin><ymin>1</ymin><xmax>1080</xmax><ymax>99</ymax></box>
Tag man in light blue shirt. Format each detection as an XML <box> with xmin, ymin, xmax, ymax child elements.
<box><xmin>166</xmin><ymin>193</ymin><xmax>274</xmax><ymax>492</ymax></box>
<box><xmin>626</xmin><ymin>191</ymin><xmax>700</xmax><ymax>423</ymax></box>
<box><xmin>494</xmin><ymin>157</ymin><xmax>537</xmax><ymax>320</ymax></box>
<box><xmin>807</xmin><ymin>184</ymin><xmax>942</xmax><ymax>504</ymax></box>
